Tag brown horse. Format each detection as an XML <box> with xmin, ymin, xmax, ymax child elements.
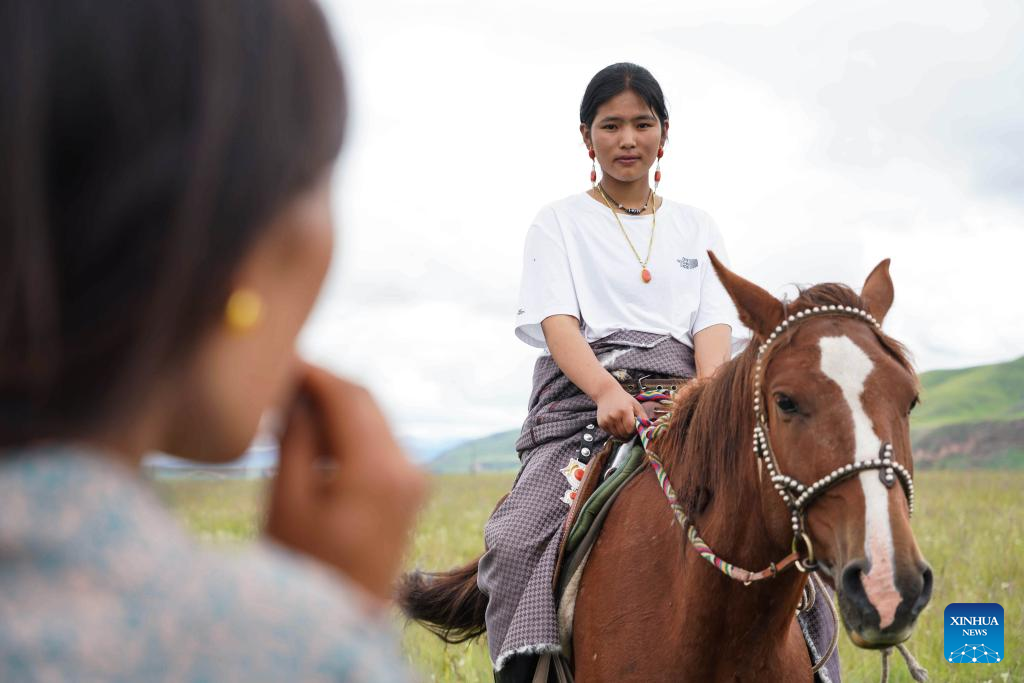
<box><xmin>400</xmin><ymin>256</ymin><xmax>932</xmax><ymax>682</ymax></box>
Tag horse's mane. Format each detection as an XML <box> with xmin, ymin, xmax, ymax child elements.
<box><xmin>658</xmin><ymin>282</ymin><xmax>915</xmax><ymax>518</ymax></box>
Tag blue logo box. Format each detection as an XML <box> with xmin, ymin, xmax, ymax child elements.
<box><xmin>944</xmin><ymin>603</ymin><xmax>1004</xmax><ymax>664</ymax></box>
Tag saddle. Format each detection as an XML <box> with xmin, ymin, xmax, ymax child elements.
<box><xmin>549</xmin><ymin>438</ymin><xmax>649</xmax><ymax>672</ymax></box>
<box><xmin>551</xmin><ymin>399</ymin><xmax>668</xmax><ymax>593</ymax></box>
<box><xmin>529</xmin><ymin>391</ymin><xmax>675</xmax><ymax>683</ymax></box>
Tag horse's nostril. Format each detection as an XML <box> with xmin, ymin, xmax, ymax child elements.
<box><xmin>840</xmin><ymin>560</ymin><xmax>868</xmax><ymax>601</ymax></box>
<box><xmin>910</xmin><ymin>564</ymin><xmax>933</xmax><ymax>618</ymax></box>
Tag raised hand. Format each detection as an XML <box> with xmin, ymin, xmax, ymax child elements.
<box><xmin>265</xmin><ymin>363</ymin><xmax>428</xmax><ymax>605</ymax></box>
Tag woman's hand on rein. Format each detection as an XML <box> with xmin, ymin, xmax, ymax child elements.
<box><xmin>594</xmin><ymin>384</ymin><xmax>644</xmax><ymax>440</ymax></box>
<box><xmin>265</xmin><ymin>363</ymin><xmax>428</xmax><ymax>606</ymax></box>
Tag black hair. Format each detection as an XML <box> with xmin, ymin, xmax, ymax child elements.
<box><xmin>579</xmin><ymin>63</ymin><xmax>669</xmax><ymax>130</ymax></box>
<box><xmin>0</xmin><ymin>0</ymin><xmax>346</xmax><ymax>447</ymax></box>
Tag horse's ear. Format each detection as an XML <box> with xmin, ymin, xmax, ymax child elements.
<box><xmin>707</xmin><ymin>250</ymin><xmax>784</xmax><ymax>339</ymax></box>
<box><xmin>860</xmin><ymin>258</ymin><xmax>894</xmax><ymax>325</ymax></box>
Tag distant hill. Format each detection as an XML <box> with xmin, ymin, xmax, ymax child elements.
<box><xmin>912</xmin><ymin>355</ymin><xmax>1024</xmax><ymax>431</ymax></box>
<box><xmin>428</xmin><ymin>430</ymin><xmax>520</xmax><ymax>473</ymax></box>
<box><xmin>913</xmin><ymin>419</ymin><xmax>1024</xmax><ymax>469</ymax></box>
<box><xmin>430</xmin><ymin>355</ymin><xmax>1024</xmax><ymax>473</ymax></box>
<box><xmin>911</xmin><ymin>355</ymin><xmax>1024</xmax><ymax>469</ymax></box>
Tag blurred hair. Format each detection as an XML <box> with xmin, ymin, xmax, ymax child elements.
<box><xmin>579</xmin><ymin>62</ymin><xmax>668</xmax><ymax>130</ymax></box>
<box><xmin>0</xmin><ymin>0</ymin><xmax>346</xmax><ymax>446</ymax></box>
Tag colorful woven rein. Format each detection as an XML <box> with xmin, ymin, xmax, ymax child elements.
<box><xmin>634</xmin><ymin>392</ymin><xmax>801</xmax><ymax>583</ymax></box>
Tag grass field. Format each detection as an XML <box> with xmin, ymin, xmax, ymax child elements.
<box><xmin>152</xmin><ymin>470</ymin><xmax>1022</xmax><ymax>682</ymax></box>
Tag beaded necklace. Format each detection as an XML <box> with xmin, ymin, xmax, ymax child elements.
<box><xmin>597</xmin><ymin>184</ymin><xmax>652</xmax><ymax>215</ymax></box>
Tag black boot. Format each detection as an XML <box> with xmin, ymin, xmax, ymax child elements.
<box><xmin>493</xmin><ymin>653</ymin><xmax>541</xmax><ymax>683</ymax></box>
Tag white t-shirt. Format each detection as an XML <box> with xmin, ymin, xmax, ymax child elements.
<box><xmin>514</xmin><ymin>192</ymin><xmax>748</xmax><ymax>353</ymax></box>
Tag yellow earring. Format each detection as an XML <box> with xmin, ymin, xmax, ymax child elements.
<box><xmin>225</xmin><ymin>289</ymin><xmax>263</xmax><ymax>332</ymax></box>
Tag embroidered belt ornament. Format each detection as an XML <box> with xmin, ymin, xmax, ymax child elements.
<box><xmin>634</xmin><ymin>305</ymin><xmax>920</xmax><ymax>678</ymax></box>
<box><xmin>560</xmin><ymin>458</ymin><xmax>587</xmax><ymax>505</ymax></box>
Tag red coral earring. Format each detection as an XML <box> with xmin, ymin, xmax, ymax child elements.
<box><xmin>654</xmin><ymin>146</ymin><xmax>664</xmax><ymax>189</ymax></box>
<box><xmin>589</xmin><ymin>148</ymin><xmax>597</xmax><ymax>186</ymax></box>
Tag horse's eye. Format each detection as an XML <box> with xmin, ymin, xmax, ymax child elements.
<box><xmin>908</xmin><ymin>395</ymin><xmax>920</xmax><ymax>415</ymax></box>
<box><xmin>775</xmin><ymin>394</ymin><xmax>799</xmax><ymax>414</ymax></box>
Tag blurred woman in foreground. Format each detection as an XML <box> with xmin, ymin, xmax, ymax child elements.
<box><xmin>0</xmin><ymin>1</ymin><xmax>425</xmax><ymax>680</ymax></box>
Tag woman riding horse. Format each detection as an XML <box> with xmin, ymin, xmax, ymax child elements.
<box><xmin>401</xmin><ymin>62</ymin><xmax>842</xmax><ymax>682</ymax></box>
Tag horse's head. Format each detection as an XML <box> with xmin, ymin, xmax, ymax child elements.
<box><xmin>709</xmin><ymin>253</ymin><xmax>931</xmax><ymax>649</ymax></box>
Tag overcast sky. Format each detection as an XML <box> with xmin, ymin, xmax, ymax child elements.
<box><xmin>295</xmin><ymin>0</ymin><xmax>1024</xmax><ymax>445</ymax></box>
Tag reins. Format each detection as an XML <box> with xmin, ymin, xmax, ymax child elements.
<box><xmin>631</xmin><ymin>304</ymin><xmax>928</xmax><ymax>682</ymax></box>
<box><xmin>638</xmin><ymin>405</ymin><xmax>804</xmax><ymax>583</ymax></box>
<box><xmin>635</xmin><ymin>393</ymin><xmax>805</xmax><ymax>584</ymax></box>
<box><xmin>637</xmin><ymin>405</ymin><xmax>837</xmax><ymax>675</ymax></box>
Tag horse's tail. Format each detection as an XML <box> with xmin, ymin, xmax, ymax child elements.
<box><xmin>397</xmin><ymin>555</ymin><xmax>488</xmax><ymax>644</ymax></box>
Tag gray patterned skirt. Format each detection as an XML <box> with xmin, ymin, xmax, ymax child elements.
<box><xmin>476</xmin><ymin>329</ymin><xmax>841</xmax><ymax>682</ymax></box>
<box><xmin>477</xmin><ymin>331</ymin><xmax>697</xmax><ymax>670</ymax></box>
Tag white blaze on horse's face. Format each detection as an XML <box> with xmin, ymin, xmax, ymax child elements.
<box><xmin>818</xmin><ymin>335</ymin><xmax>900</xmax><ymax>630</ymax></box>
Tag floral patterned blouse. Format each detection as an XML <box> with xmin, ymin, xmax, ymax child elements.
<box><xmin>0</xmin><ymin>444</ymin><xmax>413</xmax><ymax>682</ymax></box>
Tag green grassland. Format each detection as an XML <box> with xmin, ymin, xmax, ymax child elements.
<box><xmin>152</xmin><ymin>471</ymin><xmax>1022</xmax><ymax>682</ymax></box>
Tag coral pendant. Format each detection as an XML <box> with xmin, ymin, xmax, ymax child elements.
<box><xmin>641</xmin><ymin>268</ymin><xmax>652</xmax><ymax>283</ymax></box>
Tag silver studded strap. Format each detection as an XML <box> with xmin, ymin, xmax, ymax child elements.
<box><xmin>752</xmin><ymin>305</ymin><xmax>916</xmax><ymax>567</ymax></box>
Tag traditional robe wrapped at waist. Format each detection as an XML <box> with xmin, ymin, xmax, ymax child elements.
<box><xmin>516</xmin><ymin>330</ymin><xmax>697</xmax><ymax>454</ymax></box>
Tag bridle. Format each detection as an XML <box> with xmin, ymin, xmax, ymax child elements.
<box><xmin>751</xmin><ymin>303</ymin><xmax>916</xmax><ymax>572</ymax></box>
<box><xmin>636</xmin><ymin>303</ymin><xmax>922</xmax><ymax>679</ymax></box>
<box><xmin>640</xmin><ymin>303</ymin><xmax>916</xmax><ymax>582</ymax></box>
